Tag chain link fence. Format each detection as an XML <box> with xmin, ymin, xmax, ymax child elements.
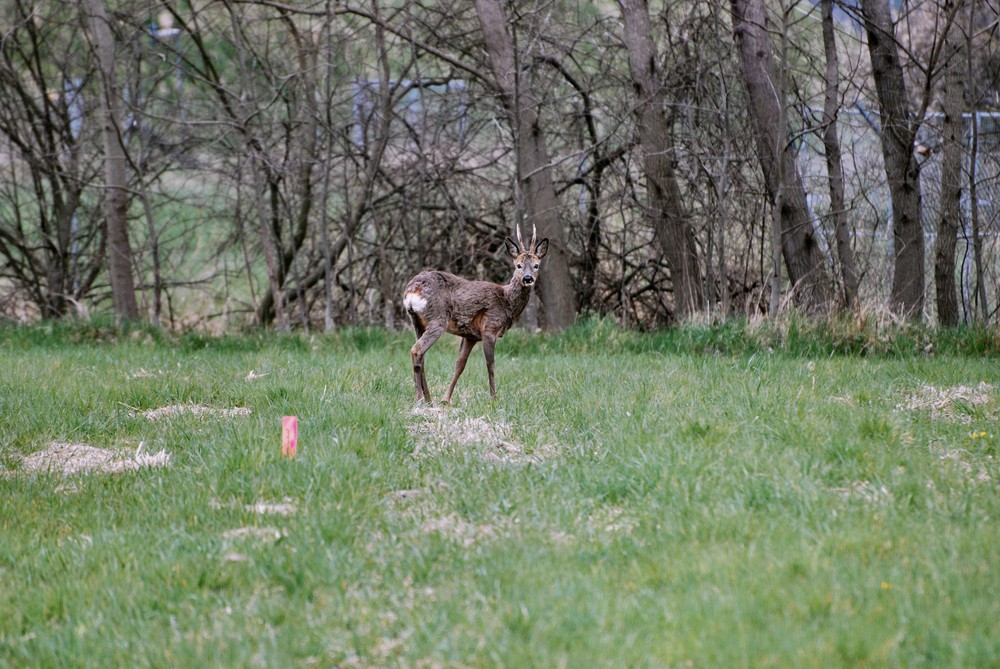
<box><xmin>799</xmin><ymin>108</ymin><xmax>999</xmax><ymax>321</ymax></box>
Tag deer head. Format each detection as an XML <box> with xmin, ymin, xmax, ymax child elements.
<box><xmin>503</xmin><ymin>223</ymin><xmax>549</xmax><ymax>287</ymax></box>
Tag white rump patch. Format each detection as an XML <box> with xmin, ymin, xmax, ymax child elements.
<box><xmin>403</xmin><ymin>292</ymin><xmax>427</xmax><ymax>313</ymax></box>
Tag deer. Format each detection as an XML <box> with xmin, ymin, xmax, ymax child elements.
<box><xmin>402</xmin><ymin>224</ymin><xmax>548</xmax><ymax>404</ymax></box>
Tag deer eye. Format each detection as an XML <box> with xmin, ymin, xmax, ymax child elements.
<box><xmin>516</xmin><ymin>264</ymin><xmax>523</xmax><ymax>269</ymax></box>
<box><xmin>533</xmin><ymin>264</ymin><xmax>539</xmax><ymax>270</ymax></box>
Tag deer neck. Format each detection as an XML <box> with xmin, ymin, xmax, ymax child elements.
<box><xmin>503</xmin><ymin>277</ymin><xmax>532</xmax><ymax>317</ymax></box>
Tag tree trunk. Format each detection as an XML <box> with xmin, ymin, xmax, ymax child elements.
<box><xmin>861</xmin><ymin>0</ymin><xmax>925</xmax><ymax>320</ymax></box>
<box><xmin>821</xmin><ymin>0</ymin><xmax>859</xmax><ymax>310</ymax></box>
<box><xmin>967</xmin><ymin>112</ymin><xmax>988</xmax><ymax>322</ymax></box>
<box><xmin>964</xmin><ymin>4</ymin><xmax>989</xmax><ymax>322</ymax></box>
<box><xmin>84</xmin><ymin>0</ymin><xmax>139</xmax><ymax>322</ymax></box>
<box><xmin>618</xmin><ymin>0</ymin><xmax>704</xmax><ymax>321</ymax></box>
<box><xmin>731</xmin><ymin>0</ymin><xmax>831</xmax><ymax>315</ymax></box>
<box><xmin>221</xmin><ymin>4</ymin><xmax>288</xmax><ymax>330</ymax></box>
<box><xmin>473</xmin><ymin>0</ymin><xmax>576</xmax><ymax>330</ymax></box>
<box><xmin>935</xmin><ymin>0</ymin><xmax>964</xmax><ymax>327</ymax></box>
<box><xmin>44</xmin><ymin>193</ymin><xmax>82</xmax><ymax>319</ymax></box>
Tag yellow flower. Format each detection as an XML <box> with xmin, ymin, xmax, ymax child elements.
<box><xmin>881</xmin><ymin>581</ymin><xmax>891</xmax><ymax>590</ymax></box>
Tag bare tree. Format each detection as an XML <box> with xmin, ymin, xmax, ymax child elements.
<box><xmin>174</xmin><ymin>1</ymin><xmax>358</xmax><ymax>328</ymax></box>
<box><xmin>820</xmin><ymin>0</ymin><xmax>859</xmax><ymax>310</ymax></box>
<box><xmin>472</xmin><ymin>0</ymin><xmax>577</xmax><ymax>330</ymax></box>
<box><xmin>83</xmin><ymin>0</ymin><xmax>140</xmax><ymax>322</ymax></box>
<box><xmin>730</xmin><ymin>0</ymin><xmax>831</xmax><ymax>315</ymax></box>
<box><xmin>0</xmin><ymin>2</ymin><xmax>99</xmax><ymax>318</ymax></box>
<box><xmin>935</xmin><ymin>0</ymin><xmax>966</xmax><ymax>326</ymax></box>
<box><xmin>618</xmin><ymin>0</ymin><xmax>704</xmax><ymax>320</ymax></box>
<box><xmin>963</xmin><ymin>2</ymin><xmax>992</xmax><ymax>322</ymax></box>
<box><xmin>860</xmin><ymin>0</ymin><xmax>925</xmax><ymax>319</ymax></box>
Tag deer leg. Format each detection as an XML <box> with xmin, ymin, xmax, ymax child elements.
<box><xmin>443</xmin><ymin>337</ymin><xmax>477</xmax><ymax>404</ymax></box>
<box><xmin>410</xmin><ymin>322</ymin><xmax>444</xmax><ymax>403</ymax></box>
<box><xmin>482</xmin><ymin>335</ymin><xmax>497</xmax><ymax>398</ymax></box>
<box><xmin>409</xmin><ymin>314</ymin><xmax>429</xmax><ymax>402</ymax></box>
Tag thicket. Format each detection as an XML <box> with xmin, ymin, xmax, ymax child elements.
<box><xmin>1</xmin><ymin>1</ymin><xmax>998</xmax><ymax>331</ymax></box>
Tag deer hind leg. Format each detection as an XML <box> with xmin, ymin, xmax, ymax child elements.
<box><xmin>443</xmin><ymin>337</ymin><xmax>477</xmax><ymax>404</ymax></box>
<box><xmin>410</xmin><ymin>320</ymin><xmax>444</xmax><ymax>403</ymax></box>
<box><xmin>482</xmin><ymin>334</ymin><xmax>497</xmax><ymax>398</ymax></box>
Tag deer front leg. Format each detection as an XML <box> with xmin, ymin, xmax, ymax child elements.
<box><xmin>443</xmin><ymin>337</ymin><xmax>477</xmax><ymax>404</ymax></box>
<box><xmin>482</xmin><ymin>335</ymin><xmax>497</xmax><ymax>398</ymax></box>
<box><xmin>410</xmin><ymin>323</ymin><xmax>444</xmax><ymax>403</ymax></box>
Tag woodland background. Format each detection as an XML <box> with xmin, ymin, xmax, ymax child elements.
<box><xmin>1</xmin><ymin>0</ymin><xmax>998</xmax><ymax>332</ymax></box>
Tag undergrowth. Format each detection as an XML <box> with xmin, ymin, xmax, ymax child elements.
<box><xmin>3</xmin><ymin>313</ymin><xmax>996</xmax><ymax>358</ymax></box>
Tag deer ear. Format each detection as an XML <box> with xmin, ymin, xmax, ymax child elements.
<box><xmin>504</xmin><ymin>237</ymin><xmax>520</xmax><ymax>258</ymax></box>
<box><xmin>534</xmin><ymin>238</ymin><xmax>548</xmax><ymax>259</ymax></box>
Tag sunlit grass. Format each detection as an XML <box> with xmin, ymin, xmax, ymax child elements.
<box><xmin>1</xmin><ymin>321</ymin><xmax>997</xmax><ymax>667</ymax></box>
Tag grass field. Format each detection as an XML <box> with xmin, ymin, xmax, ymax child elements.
<box><xmin>1</xmin><ymin>319</ymin><xmax>998</xmax><ymax>668</ymax></box>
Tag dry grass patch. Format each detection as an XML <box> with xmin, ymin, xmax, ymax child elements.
<box><xmin>126</xmin><ymin>367</ymin><xmax>166</xmax><ymax>379</ymax></box>
<box><xmin>244</xmin><ymin>499</ymin><xmax>297</xmax><ymax>516</ymax></box>
<box><xmin>222</xmin><ymin>526</ymin><xmax>287</xmax><ymax>543</ymax></box>
<box><xmin>585</xmin><ymin>505</ymin><xmax>638</xmax><ymax>536</ymax></box>
<box><xmin>9</xmin><ymin>441</ymin><xmax>170</xmax><ymax>476</ymax></box>
<box><xmin>832</xmin><ymin>480</ymin><xmax>895</xmax><ymax>505</ymax></box>
<box><xmin>934</xmin><ymin>449</ymin><xmax>995</xmax><ymax>484</ymax></box>
<box><xmin>896</xmin><ymin>383</ymin><xmax>993</xmax><ymax>422</ymax></box>
<box><xmin>418</xmin><ymin>509</ymin><xmax>508</xmax><ymax>547</ymax></box>
<box><xmin>549</xmin><ymin>502</ymin><xmax>639</xmax><ymax>544</ymax></box>
<box><xmin>386</xmin><ymin>483</ymin><xmax>512</xmax><ymax>548</ymax></box>
<box><xmin>139</xmin><ymin>404</ymin><xmax>252</xmax><ymax>421</ymax></box>
<box><xmin>387</xmin><ymin>487</ymin><xmax>637</xmax><ymax>549</ymax></box>
<box><xmin>395</xmin><ymin>496</ymin><xmax>513</xmax><ymax>548</ymax></box>
<box><xmin>408</xmin><ymin>407</ymin><xmax>556</xmax><ymax>464</ymax></box>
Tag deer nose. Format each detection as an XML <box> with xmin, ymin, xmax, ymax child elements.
<box><xmin>522</xmin><ymin>275</ymin><xmax>534</xmax><ymax>285</ymax></box>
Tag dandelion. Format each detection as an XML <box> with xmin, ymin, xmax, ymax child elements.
<box><xmin>881</xmin><ymin>581</ymin><xmax>892</xmax><ymax>591</ymax></box>
<box><xmin>969</xmin><ymin>430</ymin><xmax>989</xmax><ymax>439</ymax></box>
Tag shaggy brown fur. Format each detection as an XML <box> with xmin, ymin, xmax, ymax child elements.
<box><xmin>403</xmin><ymin>229</ymin><xmax>548</xmax><ymax>403</ymax></box>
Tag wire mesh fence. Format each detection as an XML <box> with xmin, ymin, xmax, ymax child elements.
<box><xmin>798</xmin><ymin>108</ymin><xmax>999</xmax><ymax>321</ymax></box>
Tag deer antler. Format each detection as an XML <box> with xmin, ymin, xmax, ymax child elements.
<box><xmin>514</xmin><ymin>222</ymin><xmax>539</xmax><ymax>252</ymax></box>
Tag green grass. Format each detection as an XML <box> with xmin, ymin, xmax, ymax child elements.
<box><xmin>1</xmin><ymin>320</ymin><xmax>998</xmax><ymax>667</ymax></box>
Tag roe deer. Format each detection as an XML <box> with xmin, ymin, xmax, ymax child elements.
<box><xmin>403</xmin><ymin>224</ymin><xmax>548</xmax><ymax>404</ymax></box>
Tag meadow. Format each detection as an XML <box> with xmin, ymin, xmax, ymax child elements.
<box><xmin>0</xmin><ymin>319</ymin><xmax>997</xmax><ymax>668</ymax></box>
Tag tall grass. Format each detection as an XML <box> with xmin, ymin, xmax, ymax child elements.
<box><xmin>1</xmin><ymin>321</ymin><xmax>997</xmax><ymax>667</ymax></box>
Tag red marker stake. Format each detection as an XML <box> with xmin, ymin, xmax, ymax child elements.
<box><xmin>282</xmin><ymin>416</ymin><xmax>298</xmax><ymax>459</ymax></box>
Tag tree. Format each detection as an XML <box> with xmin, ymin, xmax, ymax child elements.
<box><xmin>963</xmin><ymin>1</ymin><xmax>990</xmax><ymax>322</ymax></box>
<box><xmin>730</xmin><ymin>0</ymin><xmax>831</xmax><ymax>315</ymax></box>
<box><xmin>618</xmin><ymin>0</ymin><xmax>704</xmax><ymax>320</ymax></box>
<box><xmin>177</xmin><ymin>0</ymin><xmax>361</xmax><ymax>329</ymax></box>
<box><xmin>4</xmin><ymin>0</ymin><xmax>997</xmax><ymax>330</ymax></box>
<box><xmin>472</xmin><ymin>0</ymin><xmax>577</xmax><ymax>330</ymax></box>
<box><xmin>820</xmin><ymin>0</ymin><xmax>859</xmax><ymax>309</ymax></box>
<box><xmin>0</xmin><ymin>2</ymin><xmax>98</xmax><ymax>318</ymax></box>
<box><xmin>935</xmin><ymin>0</ymin><xmax>965</xmax><ymax>326</ymax></box>
<box><xmin>83</xmin><ymin>0</ymin><xmax>140</xmax><ymax>322</ymax></box>
<box><xmin>860</xmin><ymin>0</ymin><xmax>925</xmax><ymax>319</ymax></box>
